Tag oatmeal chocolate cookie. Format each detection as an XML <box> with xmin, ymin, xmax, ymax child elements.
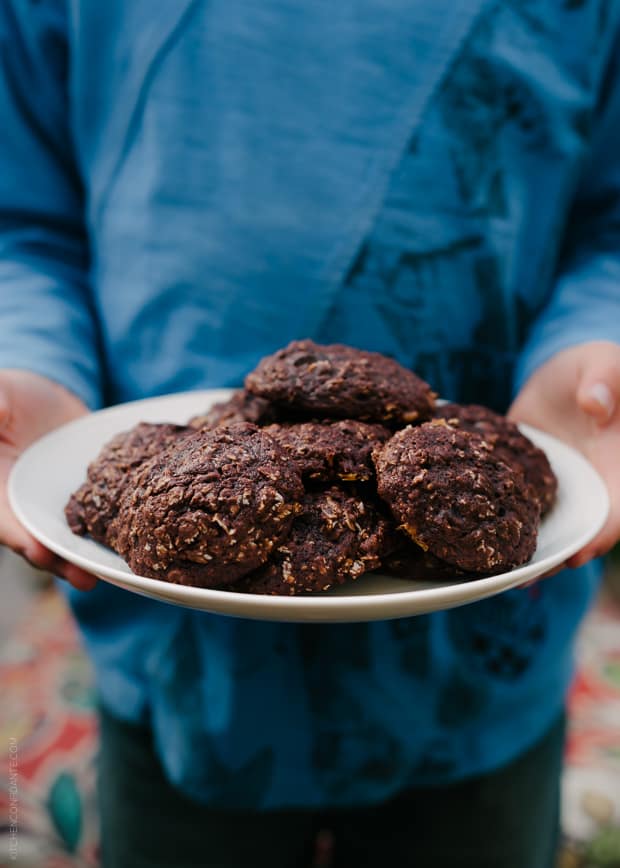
<box><xmin>237</xmin><ymin>487</ymin><xmax>392</xmax><ymax>595</ymax></box>
<box><xmin>188</xmin><ymin>389</ymin><xmax>283</xmax><ymax>429</ymax></box>
<box><xmin>245</xmin><ymin>339</ymin><xmax>436</xmax><ymax>424</ymax></box>
<box><xmin>65</xmin><ymin>422</ymin><xmax>188</xmax><ymax>546</ymax></box>
<box><xmin>263</xmin><ymin>419</ymin><xmax>391</xmax><ymax>483</ymax></box>
<box><xmin>380</xmin><ymin>537</ymin><xmax>485</xmax><ymax>581</ymax></box>
<box><xmin>374</xmin><ymin>421</ymin><xmax>540</xmax><ymax>573</ymax></box>
<box><xmin>112</xmin><ymin>422</ymin><xmax>304</xmax><ymax>588</ymax></box>
<box><xmin>434</xmin><ymin>403</ymin><xmax>557</xmax><ymax>515</ymax></box>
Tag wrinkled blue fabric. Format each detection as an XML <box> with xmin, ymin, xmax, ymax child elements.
<box><xmin>0</xmin><ymin>0</ymin><xmax>618</xmax><ymax>807</ymax></box>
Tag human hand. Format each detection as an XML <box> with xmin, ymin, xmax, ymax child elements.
<box><xmin>0</xmin><ymin>370</ymin><xmax>97</xmax><ymax>590</ymax></box>
<box><xmin>508</xmin><ymin>341</ymin><xmax>620</xmax><ymax>569</ymax></box>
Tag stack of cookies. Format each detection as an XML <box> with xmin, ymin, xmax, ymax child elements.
<box><xmin>65</xmin><ymin>340</ymin><xmax>556</xmax><ymax>594</ymax></box>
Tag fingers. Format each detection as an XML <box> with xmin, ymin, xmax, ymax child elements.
<box><xmin>0</xmin><ymin>374</ymin><xmax>95</xmax><ymax>591</ymax></box>
<box><xmin>1</xmin><ymin>495</ymin><xmax>50</xmax><ymax>565</ymax></box>
<box><xmin>2</xmin><ymin>512</ymin><xmax>98</xmax><ymax>590</ymax></box>
<box><xmin>567</xmin><ymin>547</ymin><xmax>597</xmax><ymax>569</ymax></box>
<box><xmin>6</xmin><ymin>537</ymin><xmax>98</xmax><ymax>591</ymax></box>
<box><xmin>566</xmin><ymin>484</ymin><xmax>620</xmax><ymax>569</ymax></box>
<box><xmin>1</xmin><ymin>469</ymin><xmax>97</xmax><ymax>591</ymax></box>
<box><xmin>55</xmin><ymin>561</ymin><xmax>99</xmax><ymax>591</ymax></box>
<box><xmin>566</xmin><ymin>532</ymin><xmax>615</xmax><ymax>569</ymax></box>
<box><xmin>569</xmin><ymin>343</ymin><xmax>620</xmax><ymax>565</ymax></box>
<box><xmin>519</xmin><ymin>562</ymin><xmax>568</xmax><ymax>589</ymax></box>
<box><xmin>577</xmin><ymin>381</ymin><xmax>616</xmax><ymax>425</ymax></box>
<box><xmin>26</xmin><ymin>540</ymin><xmax>98</xmax><ymax>590</ymax></box>
<box><xmin>576</xmin><ymin>342</ymin><xmax>620</xmax><ymax>426</ymax></box>
<box><xmin>17</xmin><ymin>542</ymin><xmax>97</xmax><ymax>591</ymax></box>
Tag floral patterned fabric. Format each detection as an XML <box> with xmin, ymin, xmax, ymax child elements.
<box><xmin>558</xmin><ymin>589</ymin><xmax>620</xmax><ymax>868</ymax></box>
<box><xmin>0</xmin><ymin>590</ymin><xmax>98</xmax><ymax>868</ymax></box>
<box><xmin>1</xmin><ymin>583</ymin><xmax>619</xmax><ymax>867</ymax></box>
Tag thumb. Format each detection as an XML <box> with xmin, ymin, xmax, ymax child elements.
<box><xmin>576</xmin><ymin>348</ymin><xmax>620</xmax><ymax>427</ymax></box>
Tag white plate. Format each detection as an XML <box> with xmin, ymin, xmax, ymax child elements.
<box><xmin>8</xmin><ymin>390</ymin><xmax>610</xmax><ymax>623</ymax></box>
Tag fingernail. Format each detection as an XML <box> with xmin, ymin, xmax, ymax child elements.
<box><xmin>587</xmin><ymin>382</ymin><xmax>615</xmax><ymax>420</ymax></box>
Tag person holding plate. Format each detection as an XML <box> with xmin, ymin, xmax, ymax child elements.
<box><xmin>0</xmin><ymin>1</ymin><xmax>619</xmax><ymax>866</ymax></box>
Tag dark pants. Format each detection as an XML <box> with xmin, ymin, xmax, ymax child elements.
<box><xmin>98</xmin><ymin>707</ymin><xmax>564</xmax><ymax>868</ymax></box>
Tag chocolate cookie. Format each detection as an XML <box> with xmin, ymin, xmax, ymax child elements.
<box><xmin>380</xmin><ymin>537</ymin><xmax>485</xmax><ymax>581</ymax></box>
<box><xmin>264</xmin><ymin>420</ymin><xmax>391</xmax><ymax>483</ymax></box>
<box><xmin>112</xmin><ymin>422</ymin><xmax>304</xmax><ymax>588</ymax></box>
<box><xmin>245</xmin><ymin>339</ymin><xmax>436</xmax><ymax>424</ymax></box>
<box><xmin>237</xmin><ymin>488</ymin><xmax>392</xmax><ymax>595</ymax></box>
<box><xmin>434</xmin><ymin>402</ymin><xmax>557</xmax><ymax>515</ymax></box>
<box><xmin>188</xmin><ymin>389</ymin><xmax>283</xmax><ymax>429</ymax></box>
<box><xmin>65</xmin><ymin>422</ymin><xmax>188</xmax><ymax>546</ymax></box>
<box><xmin>374</xmin><ymin>421</ymin><xmax>540</xmax><ymax>573</ymax></box>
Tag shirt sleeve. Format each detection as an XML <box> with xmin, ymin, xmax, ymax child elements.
<box><xmin>514</xmin><ymin>31</ymin><xmax>620</xmax><ymax>393</ymax></box>
<box><xmin>0</xmin><ymin>0</ymin><xmax>103</xmax><ymax>409</ymax></box>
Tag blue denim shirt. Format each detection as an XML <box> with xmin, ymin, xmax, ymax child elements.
<box><xmin>1</xmin><ymin>0</ymin><xmax>619</xmax><ymax>807</ymax></box>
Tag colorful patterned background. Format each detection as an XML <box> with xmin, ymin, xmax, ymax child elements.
<box><xmin>1</xmin><ymin>583</ymin><xmax>619</xmax><ymax>868</ymax></box>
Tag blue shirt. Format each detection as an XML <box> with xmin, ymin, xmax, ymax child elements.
<box><xmin>1</xmin><ymin>0</ymin><xmax>619</xmax><ymax>807</ymax></box>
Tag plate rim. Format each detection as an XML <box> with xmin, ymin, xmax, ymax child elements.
<box><xmin>7</xmin><ymin>390</ymin><xmax>611</xmax><ymax>622</ymax></box>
